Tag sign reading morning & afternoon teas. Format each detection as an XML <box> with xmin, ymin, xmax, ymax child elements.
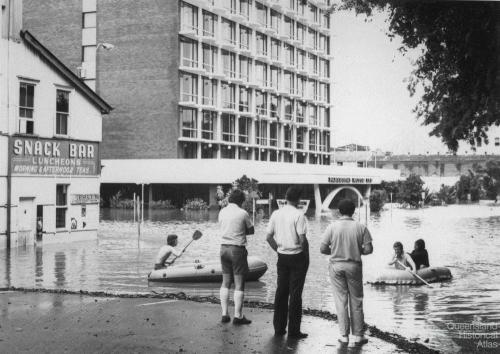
<box><xmin>10</xmin><ymin>136</ymin><xmax>100</xmax><ymax>176</ymax></box>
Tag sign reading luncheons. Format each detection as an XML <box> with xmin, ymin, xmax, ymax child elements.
<box><xmin>328</xmin><ymin>177</ymin><xmax>373</xmax><ymax>184</ymax></box>
<box><xmin>10</xmin><ymin>137</ymin><xmax>100</xmax><ymax>176</ymax></box>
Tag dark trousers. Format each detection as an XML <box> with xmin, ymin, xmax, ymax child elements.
<box><xmin>273</xmin><ymin>252</ymin><xmax>309</xmax><ymax>334</ymax></box>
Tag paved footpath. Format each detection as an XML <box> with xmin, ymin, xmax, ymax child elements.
<box><xmin>0</xmin><ymin>291</ymin><xmax>407</xmax><ymax>353</ymax></box>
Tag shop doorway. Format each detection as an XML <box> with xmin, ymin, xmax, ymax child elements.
<box><xmin>36</xmin><ymin>205</ymin><xmax>43</xmax><ymax>241</ymax></box>
<box><xmin>18</xmin><ymin>197</ymin><xmax>35</xmax><ymax>246</ymax></box>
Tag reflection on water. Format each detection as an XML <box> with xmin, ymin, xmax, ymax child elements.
<box><xmin>1</xmin><ymin>204</ymin><xmax>500</xmax><ymax>352</ymax></box>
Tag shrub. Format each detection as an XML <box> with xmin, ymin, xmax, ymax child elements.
<box><xmin>369</xmin><ymin>189</ymin><xmax>386</xmax><ymax>212</ymax></box>
<box><xmin>109</xmin><ymin>191</ymin><xmax>135</xmax><ymax>209</ymax></box>
<box><xmin>437</xmin><ymin>184</ymin><xmax>456</xmax><ymax>204</ymax></box>
<box><xmin>455</xmin><ymin>171</ymin><xmax>481</xmax><ymax>202</ymax></box>
<box><xmin>184</xmin><ymin>198</ymin><xmax>209</xmax><ymax>210</ymax></box>
<box><xmin>149</xmin><ymin>200</ymin><xmax>176</xmax><ymax>209</ymax></box>
<box><xmin>398</xmin><ymin>174</ymin><xmax>425</xmax><ymax>208</ymax></box>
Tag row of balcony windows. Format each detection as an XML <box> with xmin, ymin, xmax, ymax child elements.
<box><xmin>184</xmin><ymin>0</ymin><xmax>331</xmax><ymax>32</ymax></box>
<box><xmin>180</xmin><ymin>141</ymin><xmax>332</xmax><ymax>165</ymax></box>
<box><xmin>179</xmin><ymin>78</ymin><xmax>331</xmax><ymax>126</ymax></box>
<box><xmin>201</xmin><ymin>0</ymin><xmax>332</xmax><ymax>28</ymax></box>
<box><xmin>180</xmin><ymin>107</ymin><xmax>330</xmax><ymax>152</ymax></box>
<box><xmin>180</xmin><ymin>43</ymin><xmax>330</xmax><ymax>93</ymax></box>
<box><xmin>180</xmin><ymin>1</ymin><xmax>331</xmax><ymax>57</ymax></box>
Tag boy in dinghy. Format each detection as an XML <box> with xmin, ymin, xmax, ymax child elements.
<box><xmin>388</xmin><ymin>241</ymin><xmax>416</xmax><ymax>272</ymax></box>
<box><xmin>154</xmin><ymin>234</ymin><xmax>183</xmax><ymax>270</ymax></box>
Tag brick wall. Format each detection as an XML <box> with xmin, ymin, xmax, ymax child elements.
<box><xmin>97</xmin><ymin>0</ymin><xmax>180</xmax><ymax>159</ymax></box>
<box><xmin>23</xmin><ymin>0</ymin><xmax>82</xmax><ymax>71</ymax></box>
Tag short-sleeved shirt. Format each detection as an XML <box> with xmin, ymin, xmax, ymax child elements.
<box><xmin>155</xmin><ymin>245</ymin><xmax>182</xmax><ymax>266</ymax></box>
<box><xmin>266</xmin><ymin>204</ymin><xmax>307</xmax><ymax>255</ymax></box>
<box><xmin>320</xmin><ymin>216</ymin><xmax>372</xmax><ymax>263</ymax></box>
<box><xmin>218</xmin><ymin>203</ymin><xmax>253</xmax><ymax>246</ymax></box>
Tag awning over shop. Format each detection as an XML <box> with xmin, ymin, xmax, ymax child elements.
<box><xmin>100</xmin><ymin>159</ymin><xmax>401</xmax><ymax>185</ymax></box>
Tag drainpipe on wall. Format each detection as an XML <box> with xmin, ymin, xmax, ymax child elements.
<box><xmin>6</xmin><ymin>137</ymin><xmax>12</xmax><ymax>248</ymax></box>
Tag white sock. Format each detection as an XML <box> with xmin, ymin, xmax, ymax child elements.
<box><xmin>339</xmin><ymin>335</ymin><xmax>349</xmax><ymax>342</ymax></box>
<box><xmin>220</xmin><ymin>287</ymin><xmax>229</xmax><ymax>316</ymax></box>
<box><xmin>354</xmin><ymin>335</ymin><xmax>365</xmax><ymax>342</ymax></box>
<box><xmin>234</xmin><ymin>290</ymin><xmax>244</xmax><ymax>318</ymax></box>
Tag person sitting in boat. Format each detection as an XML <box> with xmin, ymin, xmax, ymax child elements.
<box><xmin>388</xmin><ymin>241</ymin><xmax>416</xmax><ymax>273</ymax></box>
<box><xmin>410</xmin><ymin>239</ymin><xmax>430</xmax><ymax>270</ymax></box>
<box><xmin>154</xmin><ymin>234</ymin><xmax>183</xmax><ymax>270</ymax></box>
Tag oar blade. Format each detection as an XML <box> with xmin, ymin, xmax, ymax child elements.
<box><xmin>192</xmin><ymin>230</ymin><xmax>202</xmax><ymax>240</ymax></box>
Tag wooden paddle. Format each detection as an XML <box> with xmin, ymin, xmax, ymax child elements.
<box><xmin>396</xmin><ymin>260</ymin><xmax>433</xmax><ymax>288</ymax></box>
<box><xmin>169</xmin><ymin>230</ymin><xmax>203</xmax><ymax>266</ymax></box>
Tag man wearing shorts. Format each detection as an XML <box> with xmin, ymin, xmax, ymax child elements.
<box><xmin>219</xmin><ymin>189</ymin><xmax>254</xmax><ymax>325</ymax></box>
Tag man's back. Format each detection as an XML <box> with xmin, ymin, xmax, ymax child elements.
<box><xmin>267</xmin><ymin>205</ymin><xmax>307</xmax><ymax>255</ymax></box>
<box><xmin>322</xmin><ymin>216</ymin><xmax>371</xmax><ymax>263</ymax></box>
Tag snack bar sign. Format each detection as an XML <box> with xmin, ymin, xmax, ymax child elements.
<box><xmin>11</xmin><ymin>137</ymin><xmax>100</xmax><ymax>176</ymax></box>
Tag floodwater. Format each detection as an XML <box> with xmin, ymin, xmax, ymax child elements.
<box><xmin>1</xmin><ymin>204</ymin><xmax>500</xmax><ymax>353</ymax></box>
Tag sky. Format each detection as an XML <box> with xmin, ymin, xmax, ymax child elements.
<box><xmin>331</xmin><ymin>9</ymin><xmax>449</xmax><ymax>154</ymax></box>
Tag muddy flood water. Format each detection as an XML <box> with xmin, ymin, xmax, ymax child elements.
<box><xmin>1</xmin><ymin>204</ymin><xmax>500</xmax><ymax>352</ymax></box>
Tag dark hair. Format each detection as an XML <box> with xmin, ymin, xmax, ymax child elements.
<box><xmin>285</xmin><ymin>186</ymin><xmax>302</xmax><ymax>203</ymax></box>
<box><xmin>167</xmin><ymin>234</ymin><xmax>178</xmax><ymax>246</ymax></box>
<box><xmin>415</xmin><ymin>239</ymin><xmax>426</xmax><ymax>250</ymax></box>
<box><xmin>338</xmin><ymin>199</ymin><xmax>355</xmax><ymax>216</ymax></box>
<box><xmin>228</xmin><ymin>189</ymin><xmax>246</xmax><ymax>206</ymax></box>
<box><xmin>393</xmin><ymin>241</ymin><xmax>403</xmax><ymax>249</ymax></box>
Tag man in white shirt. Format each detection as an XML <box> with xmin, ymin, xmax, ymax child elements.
<box><xmin>219</xmin><ymin>189</ymin><xmax>255</xmax><ymax>325</ymax></box>
<box><xmin>266</xmin><ymin>186</ymin><xmax>309</xmax><ymax>339</ymax></box>
<box><xmin>154</xmin><ymin>234</ymin><xmax>183</xmax><ymax>270</ymax></box>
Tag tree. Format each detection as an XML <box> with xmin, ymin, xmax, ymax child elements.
<box><xmin>474</xmin><ymin>160</ymin><xmax>500</xmax><ymax>199</ymax></box>
<box><xmin>369</xmin><ymin>189</ymin><xmax>386</xmax><ymax>212</ymax></box>
<box><xmin>332</xmin><ymin>1</ymin><xmax>500</xmax><ymax>151</ymax></box>
<box><xmin>455</xmin><ymin>171</ymin><xmax>482</xmax><ymax>202</ymax></box>
<box><xmin>397</xmin><ymin>174</ymin><xmax>425</xmax><ymax>208</ymax></box>
<box><xmin>231</xmin><ymin>175</ymin><xmax>262</xmax><ymax>213</ymax></box>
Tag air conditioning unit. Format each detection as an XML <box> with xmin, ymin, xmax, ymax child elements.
<box><xmin>76</xmin><ymin>66</ymin><xmax>87</xmax><ymax>79</ymax></box>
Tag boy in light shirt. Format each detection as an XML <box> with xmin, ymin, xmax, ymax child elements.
<box><xmin>154</xmin><ymin>234</ymin><xmax>183</xmax><ymax>270</ymax></box>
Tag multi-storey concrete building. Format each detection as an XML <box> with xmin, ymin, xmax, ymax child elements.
<box><xmin>25</xmin><ymin>0</ymin><xmax>334</xmax><ymax>164</ymax></box>
<box><xmin>1</xmin><ymin>0</ymin><xmax>111</xmax><ymax>249</ymax></box>
<box><xmin>23</xmin><ymin>0</ymin><xmax>400</xmax><ymax>208</ymax></box>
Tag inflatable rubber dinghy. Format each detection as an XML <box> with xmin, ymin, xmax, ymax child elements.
<box><xmin>148</xmin><ymin>256</ymin><xmax>268</xmax><ymax>283</ymax></box>
<box><xmin>367</xmin><ymin>267</ymin><xmax>452</xmax><ymax>285</ymax></box>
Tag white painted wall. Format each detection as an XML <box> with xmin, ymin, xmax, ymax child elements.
<box><xmin>0</xmin><ymin>35</ymin><xmax>104</xmax><ymax>248</ymax></box>
<box><xmin>3</xmin><ymin>39</ymin><xmax>102</xmax><ymax>140</ymax></box>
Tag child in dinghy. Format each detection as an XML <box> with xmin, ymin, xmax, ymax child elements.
<box><xmin>154</xmin><ymin>234</ymin><xmax>183</xmax><ymax>270</ymax></box>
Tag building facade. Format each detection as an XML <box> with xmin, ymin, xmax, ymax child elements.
<box><xmin>1</xmin><ymin>2</ymin><xmax>111</xmax><ymax>248</ymax></box>
<box><xmin>375</xmin><ymin>154</ymin><xmax>500</xmax><ymax>178</ymax></box>
<box><xmin>24</xmin><ymin>0</ymin><xmax>333</xmax><ymax>164</ymax></box>
<box><xmin>22</xmin><ymin>0</ymin><xmax>405</xmax><ymax>209</ymax></box>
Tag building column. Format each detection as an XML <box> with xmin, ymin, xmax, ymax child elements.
<box><xmin>364</xmin><ymin>185</ymin><xmax>372</xmax><ymax>225</ymax></box>
<box><xmin>314</xmin><ymin>184</ymin><xmax>322</xmax><ymax>216</ymax></box>
<box><xmin>208</xmin><ymin>184</ymin><xmax>219</xmax><ymax>209</ymax></box>
<box><xmin>148</xmin><ymin>184</ymin><xmax>153</xmax><ymax>209</ymax></box>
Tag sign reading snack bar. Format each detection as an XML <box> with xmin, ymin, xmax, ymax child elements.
<box><xmin>71</xmin><ymin>194</ymin><xmax>100</xmax><ymax>204</ymax></box>
<box><xmin>328</xmin><ymin>177</ymin><xmax>373</xmax><ymax>184</ymax></box>
<box><xmin>10</xmin><ymin>137</ymin><xmax>100</xmax><ymax>176</ymax></box>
